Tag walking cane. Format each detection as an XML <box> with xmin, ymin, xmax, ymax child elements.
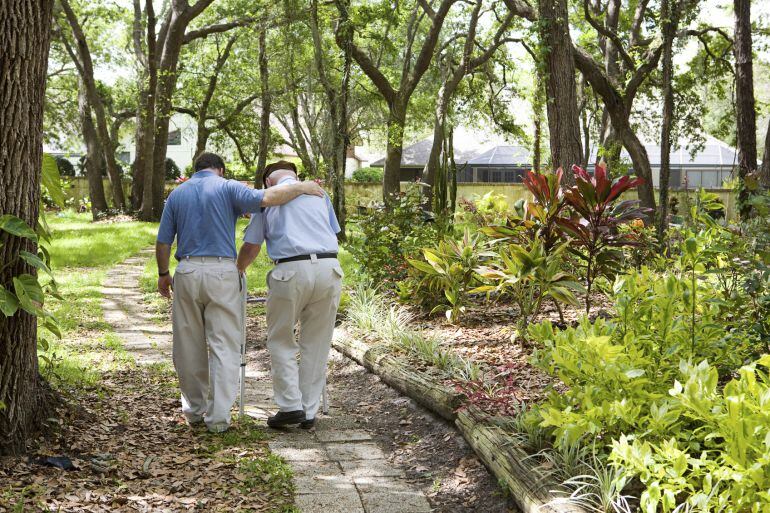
<box><xmin>239</xmin><ymin>273</ymin><xmax>247</xmax><ymax>418</ymax></box>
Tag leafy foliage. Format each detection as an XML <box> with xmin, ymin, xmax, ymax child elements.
<box><xmin>345</xmin><ymin>186</ymin><xmax>437</xmax><ymax>285</ymax></box>
<box><xmin>351</xmin><ymin>166</ymin><xmax>383</xmax><ymax>183</ymax></box>
<box><xmin>475</xmin><ymin>240</ymin><xmax>582</xmax><ymax>336</ymax></box>
<box><xmin>557</xmin><ymin>163</ymin><xmax>650</xmax><ymax>313</ymax></box>
<box><xmin>403</xmin><ymin>229</ymin><xmax>485</xmax><ymax>323</ymax></box>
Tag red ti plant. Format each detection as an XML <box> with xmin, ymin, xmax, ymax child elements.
<box><xmin>522</xmin><ymin>168</ymin><xmax>567</xmax><ymax>252</ymax></box>
<box><xmin>481</xmin><ymin>169</ymin><xmax>567</xmax><ymax>250</ymax></box>
<box><xmin>556</xmin><ymin>162</ymin><xmax>650</xmax><ymax>313</ymax></box>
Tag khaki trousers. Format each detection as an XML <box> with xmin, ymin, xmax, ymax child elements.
<box><xmin>266</xmin><ymin>258</ymin><xmax>343</xmax><ymax>418</ymax></box>
<box><xmin>172</xmin><ymin>257</ymin><xmax>244</xmax><ymax>430</ymax></box>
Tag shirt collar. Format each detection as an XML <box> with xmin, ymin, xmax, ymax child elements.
<box><xmin>277</xmin><ymin>176</ymin><xmax>298</xmax><ymax>185</ymax></box>
<box><xmin>193</xmin><ymin>169</ymin><xmax>216</xmax><ymax>178</ymax></box>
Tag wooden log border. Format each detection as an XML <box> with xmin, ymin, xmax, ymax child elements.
<box><xmin>331</xmin><ymin>327</ymin><xmax>587</xmax><ymax>513</ymax></box>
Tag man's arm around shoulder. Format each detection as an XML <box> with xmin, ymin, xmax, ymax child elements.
<box><xmin>262</xmin><ymin>180</ymin><xmax>324</xmax><ymax>207</ymax></box>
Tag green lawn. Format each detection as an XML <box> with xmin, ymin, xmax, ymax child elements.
<box><xmin>41</xmin><ymin>211</ymin><xmax>160</xmax><ymax>384</ymax></box>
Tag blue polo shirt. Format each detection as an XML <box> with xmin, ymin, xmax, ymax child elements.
<box><xmin>242</xmin><ymin>176</ymin><xmax>340</xmax><ymax>260</ymax></box>
<box><xmin>157</xmin><ymin>170</ymin><xmax>265</xmax><ymax>260</ymax></box>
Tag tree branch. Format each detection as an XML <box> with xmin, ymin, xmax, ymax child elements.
<box><xmin>182</xmin><ymin>19</ymin><xmax>254</xmax><ymax>44</ymax></box>
<box><xmin>581</xmin><ymin>0</ymin><xmax>636</xmax><ymax>70</ymax></box>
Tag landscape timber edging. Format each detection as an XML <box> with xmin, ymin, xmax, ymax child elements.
<box><xmin>331</xmin><ymin>327</ymin><xmax>588</xmax><ymax>513</ymax></box>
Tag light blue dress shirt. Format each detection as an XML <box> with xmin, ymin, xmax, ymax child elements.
<box><xmin>242</xmin><ymin>176</ymin><xmax>340</xmax><ymax>260</ymax></box>
<box><xmin>157</xmin><ymin>169</ymin><xmax>265</xmax><ymax>260</ymax></box>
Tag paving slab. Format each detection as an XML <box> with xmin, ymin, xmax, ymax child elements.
<box><xmin>339</xmin><ymin>459</ymin><xmax>405</xmax><ymax>478</ymax></box>
<box><xmin>316</xmin><ymin>429</ymin><xmax>373</xmax><ymax>443</ymax></box>
<box><xmin>326</xmin><ymin>442</ymin><xmax>386</xmax><ymax>461</ymax></box>
<box><xmin>294</xmin><ymin>491</ymin><xmax>365</xmax><ymax>513</ymax></box>
<box><xmin>293</xmin><ymin>473</ymin><xmax>356</xmax><ymax>494</ymax></box>
<box><xmin>268</xmin><ymin>441</ymin><xmax>329</xmax><ymax>462</ymax></box>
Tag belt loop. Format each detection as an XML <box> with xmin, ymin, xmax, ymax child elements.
<box><xmin>310</xmin><ymin>253</ymin><xmax>318</xmax><ymax>264</ymax></box>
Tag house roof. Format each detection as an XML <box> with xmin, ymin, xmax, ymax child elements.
<box><xmin>466</xmin><ymin>139</ymin><xmax>741</xmax><ymax>169</ymax></box>
<box><xmin>467</xmin><ymin>145</ymin><xmax>531</xmax><ymax>166</ymax></box>
<box><xmin>370</xmin><ymin>138</ymin><xmax>480</xmax><ymax>168</ymax></box>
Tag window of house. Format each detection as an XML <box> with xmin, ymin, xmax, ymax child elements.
<box><xmin>168</xmin><ymin>129</ymin><xmax>182</xmax><ymax>146</ymax></box>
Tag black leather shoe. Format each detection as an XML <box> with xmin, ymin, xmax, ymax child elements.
<box><xmin>299</xmin><ymin>417</ymin><xmax>315</xmax><ymax>430</ymax></box>
<box><xmin>267</xmin><ymin>410</ymin><xmax>306</xmax><ymax>428</ymax></box>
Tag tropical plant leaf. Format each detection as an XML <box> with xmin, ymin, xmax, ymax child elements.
<box><xmin>19</xmin><ymin>250</ymin><xmax>54</xmax><ymax>278</ymax></box>
<box><xmin>0</xmin><ymin>215</ymin><xmax>37</xmax><ymax>241</ymax></box>
<box><xmin>13</xmin><ymin>274</ymin><xmax>44</xmax><ymax>315</ymax></box>
<box><xmin>0</xmin><ymin>285</ymin><xmax>19</xmax><ymax>317</ymax></box>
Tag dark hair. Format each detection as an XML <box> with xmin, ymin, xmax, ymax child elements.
<box><xmin>263</xmin><ymin>160</ymin><xmax>297</xmax><ymax>187</ymax></box>
<box><xmin>194</xmin><ymin>152</ymin><xmax>226</xmax><ymax>173</ymax></box>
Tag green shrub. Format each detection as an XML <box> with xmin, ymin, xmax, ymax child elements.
<box><xmin>475</xmin><ymin>239</ymin><xmax>582</xmax><ymax>337</ymax></box>
<box><xmin>351</xmin><ymin>166</ymin><xmax>383</xmax><ymax>183</ymax></box>
<box><xmin>345</xmin><ymin>185</ymin><xmax>437</xmax><ymax>285</ymax></box>
<box><xmin>402</xmin><ymin>229</ymin><xmax>485</xmax><ymax>323</ymax></box>
<box><xmin>165</xmin><ymin>158</ymin><xmax>181</xmax><ymax>180</ymax></box>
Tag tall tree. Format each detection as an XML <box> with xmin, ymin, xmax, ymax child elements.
<box><xmin>733</xmin><ymin>0</ymin><xmax>757</xmax><ymax>217</ymax></box>
<box><xmin>335</xmin><ymin>0</ymin><xmax>459</xmax><ymax>203</ymax></box>
<box><xmin>77</xmin><ymin>82</ymin><xmax>110</xmax><ymax>218</ymax></box>
<box><xmin>423</xmin><ymin>0</ymin><xmax>516</xmax><ymax>210</ymax></box>
<box><xmin>311</xmin><ymin>0</ymin><xmax>351</xmax><ymax>235</ymax></box>
<box><xmin>60</xmin><ymin>0</ymin><xmax>127</xmax><ymax>210</ymax></box>
<box><xmin>133</xmin><ymin>0</ymin><xmax>254</xmax><ymax>220</ymax></box>
<box><xmin>256</xmin><ymin>17</ymin><xmax>272</xmax><ymax>182</ymax></box>
<box><xmin>537</xmin><ymin>0</ymin><xmax>582</xmax><ymax>184</ymax></box>
<box><xmin>0</xmin><ymin>0</ymin><xmax>54</xmax><ymax>455</ymax></box>
<box><xmin>657</xmin><ymin>0</ymin><xmax>679</xmax><ymax>237</ymax></box>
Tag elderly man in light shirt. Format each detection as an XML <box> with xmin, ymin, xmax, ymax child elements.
<box><xmin>237</xmin><ymin>160</ymin><xmax>343</xmax><ymax>429</ymax></box>
<box><xmin>156</xmin><ymin>153</ymin><xmax>324</xmax><ymax>434</ymax></box>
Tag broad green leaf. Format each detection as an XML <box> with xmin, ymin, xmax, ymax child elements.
<box><xmin>42</xmin><ymin>153</ymin><xmax>66</xmax><ymax>207</ymax></box>
<box><xmin>13</xmin><ymin>274</ymin><xmax>44</xmax><ymax>315</ymax></box>
<box><xmin>0</xmin><ymin>215</ymin><xmax>37</xmax><ymax>241</ymax></box>
<box><xmin>0</xmin><ymin>285</ymin><xmax>19</xmax><ymax>317</ymax></box>
<box><xmin>19</xmin><ymin>250</ymin><xmax>53</xmax><ymax>278</ymax></box>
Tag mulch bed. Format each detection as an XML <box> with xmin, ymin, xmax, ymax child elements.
<box><xmin>0</xmin><ymin>367</ymin><xmax>292</xmax><ymax>513</ymax></box>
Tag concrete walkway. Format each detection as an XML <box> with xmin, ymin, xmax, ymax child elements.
<box><xmin>101</xmin><ymin>250</ymin><xmax>433</xmax><ymax>513</ymax></box>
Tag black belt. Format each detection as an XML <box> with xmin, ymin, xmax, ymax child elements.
<box><xmin>274</xmin><ymin>253</ymin><xmax>337</xmax><ymax>265</ymax></box>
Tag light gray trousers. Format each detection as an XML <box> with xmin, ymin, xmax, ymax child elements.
<box><xmin>171</xmin><ymin>257</ymin><xmax>244</xmax><ymax>430</ymax></box>
<box><xmin>266</xmin><ymin>258</ymin><xmax>343</xmax><ymax>418</ymax></box>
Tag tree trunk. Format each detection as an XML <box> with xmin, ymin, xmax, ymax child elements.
<box><xmin>61</xmin><ymin>0</ymin><xmax>126</xmax><ymax>210</ymax></box>
<box><xmin>383</xmin><ymin>101</ymin><xmax>407</xmax><ymax>203</ymax></box>
<box><xmin>256</xmin><ymin>22</ymin><xmax>271</xmax><ymax>184</ymax></box>
<box><xmin>734</xmin><ymin>0</ymin><xmax>757</xmax><ymax>218</ymax></box>
<box><xmin>618</xmin><ymin>122</ymin><xmax>656</xmax><ymax>211</ymax></box>
<box><xmin>657</xmin><ymin>0</ymin><xmax>677</xmax><ymax>238</ymax></box>
<box><xmin>77</xmin><ymin>84</ymin><xmax>109</xmax><ymax>218</ymax></box>
<box><xmin>149</xmin><ymin>13</ymin><xmax>187</xmax><ymax>219</ymax></box>
<box><xmin>0</xmin><ymin>0</ymin><xmax>54</xmax><ymax>456</ymax></box>
<box><xmin>537</xmin><ymin>0</ymin><xmax>582</xmax><ymax>185</ymax></box>
<box><xmin>423</xmin><ymin>87</ymin><xmax>449</xmax><ymax>209</ymax></box>
<box><xmin>194</xmin><ymin>123</ymin><xmax>209</xmax><ymax>161</ymax></box>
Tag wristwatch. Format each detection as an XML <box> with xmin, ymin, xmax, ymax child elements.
<box><xmin>158</xmin><ymin>270</ymin><xmax>170</xmax><ymax>277</ymax></box>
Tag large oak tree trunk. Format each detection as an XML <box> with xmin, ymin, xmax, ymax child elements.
<box><xmin>0</xmin><ymin>0</ymin><xmax>54</xmax><ymax>456</ymax></box>
<box><xmin>734</xmin><ymin>0</ymin><xmax>757</xmax><ymax>218</ymax></box>
<box><xmin>538</xmin><ymin>0</ymin><xmax>582</xmax><ymax>185</ymax></box>
<box><xmin>78</xmin><ymin>84</ymin><xmax>109</xmax><ymax>218</ymax></box>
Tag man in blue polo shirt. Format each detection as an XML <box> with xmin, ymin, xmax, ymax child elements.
<box><xmin>156</xmin><ymin>153</ymin><xmax>323</xmax><ymax>433</ymax></box>
<box><xmin>236</xmin><ymin>160</ymin><xmax>342</xmax><ymax>430</ymax></box>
